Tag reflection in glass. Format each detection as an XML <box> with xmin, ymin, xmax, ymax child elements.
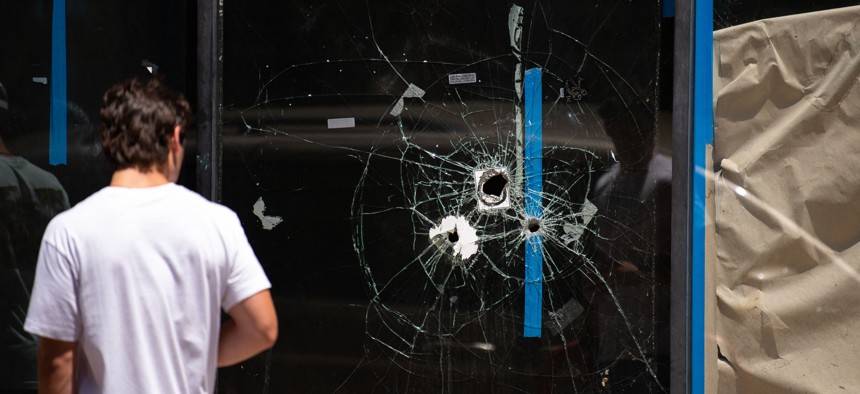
<box><xmin>0</xmin><ymin>2</ymin><xmax>194</xmax><ymax>390</ymax></box>
<box><xmin>0</xmin><ymin>81</ymin><xmax>69</xmax><ymax>391</ymax></box>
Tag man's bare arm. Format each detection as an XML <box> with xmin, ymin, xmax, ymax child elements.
<box><xmin>38</xmin><ymin>337</ymin><xmax>77</xmax><ymax>394</ymax></box>
<box><xmin>218</xmin><ymin>289</ymin><xmax>278</xmax><ymax>367</ymax></box>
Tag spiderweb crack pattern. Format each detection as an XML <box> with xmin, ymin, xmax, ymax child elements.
<box><xmin>224</xmin><ymin>0</ymin><xmax>668</xmax><ymax>392</ymax></box>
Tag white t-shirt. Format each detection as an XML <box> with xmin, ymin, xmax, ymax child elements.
<box><xmin>24</xmin><ymin>183</ymin><xmax>271</xmax><ymax>393</ymax></box>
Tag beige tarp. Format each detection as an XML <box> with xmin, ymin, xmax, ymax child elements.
<box><xmin>711</xmin><ymin>6</ymin><xmax>860</xmax><ymax>393</ymax></box>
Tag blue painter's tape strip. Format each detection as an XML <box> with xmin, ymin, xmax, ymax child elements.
<box><xmin>50</xmin><ymin>0</ymin><xmax>67</xmax><ymax>166</ymax></box>
<box><xmin>663</xmin><ymin>0</ymin><xmax>675</xmax><ymax>18</ymax></box>
<box><xmin>523</xmin><ymin>67</ymin><xmax>543</xmax><ymax>338</ymax></box>
<box><xmin>692</xmin><ymin>1</ymin><xmax>713</xmax><ymax>393</ymax></box>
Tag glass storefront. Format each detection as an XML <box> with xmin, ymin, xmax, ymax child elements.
<box><xmin>9</xmin><ymin>1</ymin><xmax>859</xmax><ymax>393</ymax></box>
<box><xmin>220</xmin><ymin>1</ymin><xmax>670</xmax><ymax>392</ymax></box>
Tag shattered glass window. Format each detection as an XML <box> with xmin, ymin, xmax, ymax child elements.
<box><xmin>221</xmin><ymin>1</ymin><xmax>670</xmax><ymax>392</ymax></box>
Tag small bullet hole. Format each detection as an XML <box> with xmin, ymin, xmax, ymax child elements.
<box><xmin>526</xmin><ymin>218</ymin><xmax>540</xmax><ymax>233</ymax></box>
<box><xmin>448</xmin><ymin>230</ymin><xmax>459</xmax><ymax>242</ymax></box>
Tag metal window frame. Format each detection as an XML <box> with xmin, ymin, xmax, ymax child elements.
<box><xmin>671</xmin><ymin>0</ymin><xmax>694</xmax><ymax>392</ymax></box>
<box><xmin>673</xmin><ymin>0</ymin><xmax>712</xmax><ymax>393</ymax></box>
<box><xmin>197</xmin><ymin>0</ymin><xmax>223</xmax><ymax>202</ymax></box>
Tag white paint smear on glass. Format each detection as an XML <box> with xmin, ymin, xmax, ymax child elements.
<box><xmin>429</xmin><ymin>215</ymin><xmax>479</xmax><ymax>259</ymax></box>
<box><xmin>390</xmin><ymin>83</ymin><xmax>426</xmax><ymax>116</ymax></box>
<box><xmin>253</xmin><ymin>196</ymin><xmax>283</xmax><ymax>230</ymax></box>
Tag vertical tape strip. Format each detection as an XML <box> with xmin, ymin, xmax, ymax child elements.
<box><xmin>50</xmin><ymin>0</ymin><xmax>68</xmax><ymax>166</ymax></box>
<box><xmin>523</xmin><ymin>67</ymin><xmax>543</xmax><ymax>338</ymax></box>
<box><xmin>692</xmin><ymin>0</ymin><xmax>713</xmax><ymax>392</ymax></box>
<box><xmin>663</xmin><ymin>0</ymin><xmax>675</xmax><ymax>18</ymax></box>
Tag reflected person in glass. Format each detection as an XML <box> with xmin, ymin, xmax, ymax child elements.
<box><xmin>0</xmin><ymin>81</ymin><xmax>69</xmax><ymax>393</ymax></box>
<box><xmin>590</xmin><ymin>95</ymin><xmax>671</xmax><ymax>393</ymax></box>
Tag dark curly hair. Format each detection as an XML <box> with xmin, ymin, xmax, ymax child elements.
<box><xmin>100</xmin><ymin>76</ymin><xmax>191</xmax><ymax>171</ymax></box>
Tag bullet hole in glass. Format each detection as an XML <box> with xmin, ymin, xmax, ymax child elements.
<box><xmin>526</xmin><ymin>218</ymin><xmax>541</xmax><ymax>233</ymax></box>
<box><xmin>476</xmin><ymin>168</ymin><xmax>510</xmax><ymax>209</ymax></box>
<box><xmin>482</xmin><ymin>174</ymin><xmax>507</xmax><ymax>198</ymax></box>
<box><xmin>448</xmin><ymin>229</ymin><xmax>459</xmax><ymax>243</ymax></box>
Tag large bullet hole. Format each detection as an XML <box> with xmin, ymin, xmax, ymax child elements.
<box><xmin>476</xmin><ymin>168</ymin><xmax>510</xmax><ymax>209</ymax></box>
<box><xmin>526</xmin><ymin>218</ymin><xmax>541</xmax><ymax>233</ymax></box>
<box><xmin>482</xmin><ymin>174</ymin><xmax>507</xmax><ymax>198</ymax></box>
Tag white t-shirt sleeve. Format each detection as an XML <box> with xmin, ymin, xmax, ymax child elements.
<box><xmin>24</xmin><ymin>236</ymin><xmax>81</xmax><ymax>342</ymax></box>
<box><xmin>221</xmin><ymin>213</ymin><xmax>271</xmax><ymax>311</ymax></box>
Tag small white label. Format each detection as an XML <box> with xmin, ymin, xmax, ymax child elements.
<box><xmin>327</xmin><ymin>117</ymin><xmax>356</xmax><ymax>129</ymax></box>
<box><xmin>32</xmin><ymin>77</ymin><xmax>48</xmax><ymax>85</ymax></box>
<box><xmin>448</xmin><ymin>73</ymin><xmax>477</xmax><ymax>85</ymax></box>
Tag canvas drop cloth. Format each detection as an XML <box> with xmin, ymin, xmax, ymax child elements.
<box><xmin>711</xmin><ymin>6</ymin><xmax>860</xmax><ymax>393</ymax></box>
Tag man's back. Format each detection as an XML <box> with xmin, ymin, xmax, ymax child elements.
<box><xmin>25</xmin><ymin>183</ymin><xmax>269</xmax><ymax>393</ymax></box>
<box><xmin>25</xmin><ymin>76</ymin><xmax>276</xmax><ymax>394</ymax></box>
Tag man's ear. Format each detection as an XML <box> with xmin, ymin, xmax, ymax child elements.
<box><xmin>171</xmin><ymin>126</ymin><xmax>183</xmax><ymax>151</ymax></box>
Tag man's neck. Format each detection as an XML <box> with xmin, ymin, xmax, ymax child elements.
<box><xmin>110</xmin><ymin>167</ymin><xmax>171</xmax><ymax>188</ymax></box>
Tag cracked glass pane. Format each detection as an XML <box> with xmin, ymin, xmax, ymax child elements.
<box><xmin>221</xmin><ymin>1</ymin><xmax>670</xmax><ymax>392</ymax></box>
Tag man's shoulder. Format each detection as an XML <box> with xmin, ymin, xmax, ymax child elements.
<box><xmin>167</xmin><ymin>184</ymin><xmax>240</xmax><ymax>221</ymax></box>
<box><xmin>0</xmin><ymin>155</ymin><xmax>65</xmax><ymax>191</ymax></box>
<box><xmin>56</xmin><ymin>183</ymin><xmax>239</xmax><ymax>226</ymax></box>
<box><xmin>43</xmin><ymin>183</ymin><xmax>244</xmax><ymax>247</ymax></box>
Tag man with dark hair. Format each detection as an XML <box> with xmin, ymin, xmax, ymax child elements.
<box><xmin>24</xmin><ymin>76</ymin><xmax>277</xmax><ymax>393</ymax></box>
